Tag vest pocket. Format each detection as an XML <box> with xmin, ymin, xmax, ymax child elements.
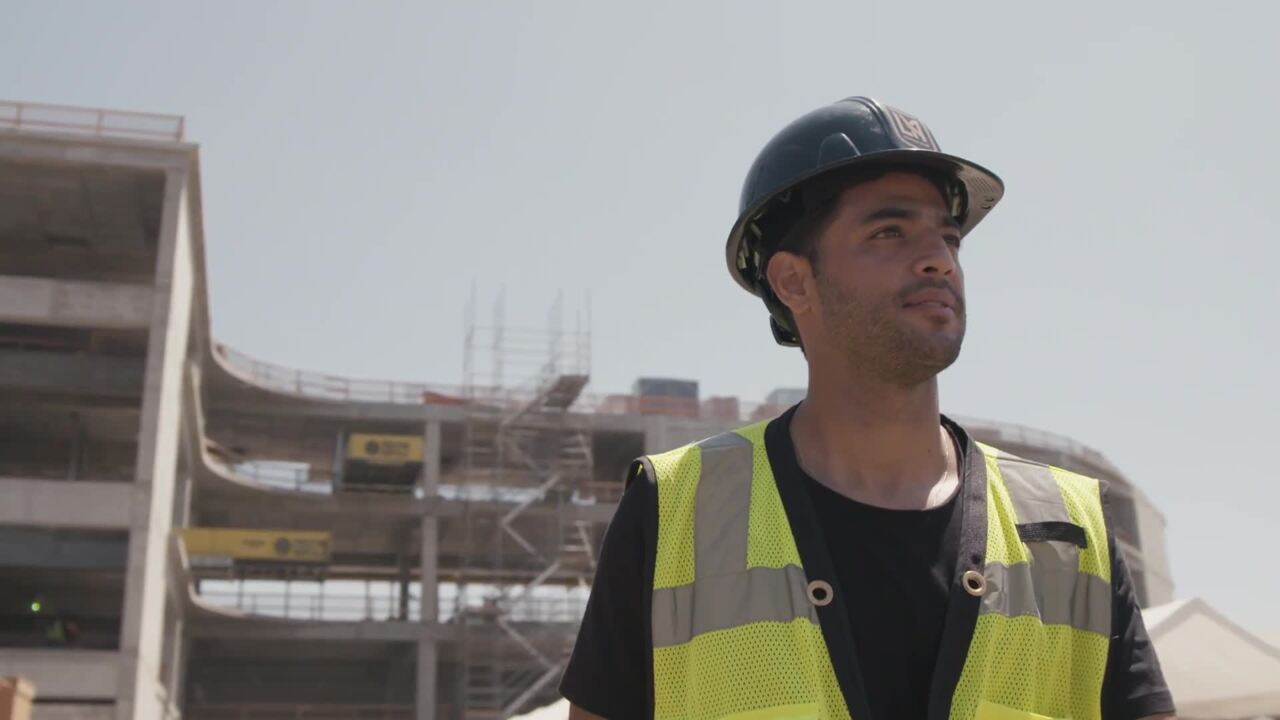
<box><xmin>1015</xmin><ymin>521</ymin><xmax>1088</xmax><ymax>548</ymax></box>
<box><xmin>974</xmin><ymin>700</ymin><xmax>1062</xmax><ymax>720</ymax></box>
<box><xmin>717</xmin><ymin>702</ymin><xmax>821</xmax><ymax>720</ymax></box>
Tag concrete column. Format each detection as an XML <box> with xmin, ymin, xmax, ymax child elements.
<box><xmin>416</xmin><ymin>420</ymin><xmax>442</xmax><ymax>720</ymax></box>
<box><xmin>397</xmin><ymin>544</ymin><xmax>411</xmax><ymax>621</ymax></box>
<box><xmin>161</xmin><ymin>373</ymin><xmax>196</xmax><ymax>718</ymax></box>
<box><xmin>114</xmin><ymin>168</ymin><xmax>195</xmax><ymax>720</ymax></box>
<box><xmin>68</xmin><ymin>411</ymin><xmax>84</xmax><ymax>480</ymax></box>
<box><xmin>174</xmin><ymin>368</ymin><xmax>198</xmax><ymax>532</ymax></box>
<box><xmin>416</xmin><ymin>636</ymin><xmax>438</xmax><ymax>720</ymax></box>
<box><xmin>165</xmin><ymin>617</ymin><xmax>186</xmax><ymax>715</ymax></box>
<box><xmin>420</xmin><ymin>419</ymin><xmax>442</xmax><ymax>497</ymax></box>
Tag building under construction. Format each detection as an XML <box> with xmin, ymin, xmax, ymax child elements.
<box><xmin>0</xmin><ymin>102</ymin><xmax>1174</xmax><ymax>720</ymax></box>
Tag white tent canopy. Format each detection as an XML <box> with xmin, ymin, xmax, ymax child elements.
<box><xmin>1144</xmin><ymin>598</ymin><xmax>1280</xmax><ymax>719</ymax></box>
<box><xmin>512</xmin><ymin>698</ymin><xmax>569</xmax><ymax>720</ymax></box>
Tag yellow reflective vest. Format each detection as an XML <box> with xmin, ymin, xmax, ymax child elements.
<box><xmin>637</xmin><ymin>417</ymin><xmax>1111</xmax><ymax>720</ymax></box>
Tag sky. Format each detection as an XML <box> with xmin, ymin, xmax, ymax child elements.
<box><xmin>3</xmin><ymin>2</ymin><xmax>1277</xmax><ymax>632</ymax></box>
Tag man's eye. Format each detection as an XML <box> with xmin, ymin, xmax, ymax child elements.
<box><xmin>945</xmin><ymin>235</ymin><xmax>963</xmax><ymax>249</ymax></box>
<box><xmin>871</xmin><ymin>226</ymin><xmax>903</xmax><ymax>239</ymax></box>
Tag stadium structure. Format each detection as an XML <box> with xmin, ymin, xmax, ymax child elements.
<box><xmin>0</xmin><ymin>101</ymin><xmax>1173</xmax><ymax>720</ymax></box>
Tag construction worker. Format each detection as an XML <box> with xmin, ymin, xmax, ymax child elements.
<box><xmin>561</xmin><ymin>97</ymin><xmax>1176</xmax><ymax>720</ymax></box>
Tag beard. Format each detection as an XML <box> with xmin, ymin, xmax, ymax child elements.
<box><xmin>815</xmin><ymin>273</ymin><xmax>966</xmax><ymax>387</ymax></box>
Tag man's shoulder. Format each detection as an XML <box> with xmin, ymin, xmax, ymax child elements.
<box><xmin>975</xmin><ymin>440</ymin><xmax>1107</xmax><ymax>492</ymax></box>
<box><xmin>634</xmin><ymin>417</ymin><xmax>776</xmax><ymax>480</ymax></box>
<box><xmin>651</xmin><ymin>417</ymin><xmax>774</xmax><ymax>457</ymax></box>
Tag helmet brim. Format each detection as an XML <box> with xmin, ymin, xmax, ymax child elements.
<box><xmin>725</xmin><ymin>148</ymin><xmax>1004</xmax><ymax>296</ymax></box>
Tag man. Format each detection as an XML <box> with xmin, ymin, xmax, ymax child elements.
<box><xmin>561</xmin><ymin>97</ymin><xmax>1175</xmax><ymax>720</ymax></box>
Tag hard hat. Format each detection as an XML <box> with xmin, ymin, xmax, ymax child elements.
<box><xmin>725</xmin><ymin>96</ymin><xmax>1004</xmax><ymax>346</ymax></box>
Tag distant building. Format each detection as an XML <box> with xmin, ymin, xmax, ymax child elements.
<box><xmin>765</xmin><ymin>387</ymin><xmax>807</xmax><ymax>407</ymax></box>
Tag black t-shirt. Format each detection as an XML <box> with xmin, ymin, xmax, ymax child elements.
<box><xmin>807</xmin><ymin>458</ymin><xmax>960</xmax><ymax>719</ymax></box>
<box><xmin>560</xmin><ymin>408</ymin><xmax>1175</xmax><ymax>719</ymax></box>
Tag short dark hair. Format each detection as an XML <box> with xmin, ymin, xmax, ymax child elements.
<box><xmin>771</xmin><ymin>194</ymin><xmax>839</xmax><ymax>276</ymax></box>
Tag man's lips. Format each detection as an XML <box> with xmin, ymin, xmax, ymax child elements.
<box><xmin>902</xmin><ymin>288</ymin><xmax>959</xmax><ymax>311</ymax></box>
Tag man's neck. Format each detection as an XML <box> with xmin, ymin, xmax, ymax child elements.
<box><xmin>790</xmin><ymin>367</ymin><xmax>955</xmax><ymax>510</ymax></box>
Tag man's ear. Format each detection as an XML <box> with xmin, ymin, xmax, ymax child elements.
<box><xmin>765</xmin><ymin>251</ymin><xmax>816</xmax><ymax>320</ymax></box>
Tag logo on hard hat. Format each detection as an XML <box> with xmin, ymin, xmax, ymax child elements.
<box><xmin>884</xmin><ymin>106</ymin><xmax>941</xmax><ymax>152</ymax></box>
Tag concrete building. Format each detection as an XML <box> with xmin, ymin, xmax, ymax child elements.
<box><xmin>0</xmin><ymin>101</ymin><xmax>1173</xmax><ymax>720</ymax></box>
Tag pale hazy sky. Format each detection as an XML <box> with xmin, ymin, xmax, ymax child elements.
<box><xmin>3</xmin><ymin>2</ymin><xmax>1277</xmax><ymax>632</ymax></box>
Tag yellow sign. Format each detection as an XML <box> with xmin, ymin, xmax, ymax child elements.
<box><xmin>346</xmin><ymin>433</ymin><xmax>423</xmax><ymax>465</ymax></box>
<box><xmin>181</xmin><ymin>528</ymin><xmax>331</xmax><ymax>563</ymax></box>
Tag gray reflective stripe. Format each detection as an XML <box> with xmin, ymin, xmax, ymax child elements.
<box><xmin>694</xmin><ymin>432</ymin><xmax>754</xmax><ymax>576</ymax></box>
<box><xmin>652</xmin><ymin>432</ymin><xmax>817</xmax><ymax>649</ymax></box>
<box><xmin>993</xmin><ymin>456</ymin><xmax>1072</xmax><ymax>525</ymax></box>
<box><xmin>652</xmin><ymin>565</ymin><xmax>819</xmax><ymax>648</ymax></box>
<box><xmin>984</xmin><ymin>448</ymin><xmax>1110</xmax><ymax>636</ymax></box>
<box><xmin>980</xmin><ymin>560</ymin><xmax>1111</xmax><ymax>637</ymax></box>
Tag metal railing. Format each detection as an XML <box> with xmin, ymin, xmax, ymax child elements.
<box><xmin>0</xmin><ymin>100</ymin><xmax>184</xmax><ymax>141</ymax></box>
<box><xmin>186</xmin><ymin>704</ymin><xmax>414</xmax><ymax>720</ymax></box>
<box><xmin>226</xmin><ymin>461</ymin><xmax>334</xmax><ymax>495</ymax></box>
<box><xmin>199</xmin><ymin>584</ymin><xmax>413</xmax><ymax>623</ymax></box>
<box><xmin>210</xmin><ymin>448</ymin><xmax>617</xmax><ymax>502</ymax></box>
<box><xmin>217</xmin><ymin>459</ymin><xmax>614</xmax><ymax>503</ymax></box>
<box><xmin>500</xmin><ymin>593</ymin><xmax>590</xmax><ymax>625</ymax></box>
<box><xmin>214</xmin><ymin>342</ymin><xmax>489</xmax><ymax>405</ymax></box>
<box><xmin>196</xmin><ymin>582</ymin><xmax>590</xmax><ymax>625</ymax></box>
<box><xmin>214</xmin><ymin>341</ymin><xmax>780</xmax><ymax>423</ymax></box>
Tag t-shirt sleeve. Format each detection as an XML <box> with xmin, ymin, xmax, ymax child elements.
<box><xmin>1100</xmin><ymin>486</ymin><xmax>1176</xmax><ymax>719</ymax></box>
<box><xmin>559</xmin><ymin>465</ymin><xmax>655</xmax><ymax>719</ymax></box>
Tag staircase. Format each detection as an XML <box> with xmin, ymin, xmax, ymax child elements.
<box><xmin>463</xmin><ymin>656</ymin><xmax>502</xmax><ymax>720</ymax></box>
<box><xmin>458</xmin><ymin>370</ymin><xmax>594</xmax><ymax>719</ymax></box>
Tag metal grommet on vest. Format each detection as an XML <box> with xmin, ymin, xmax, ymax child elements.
<box><xmin>807</xmin><ymin>579</ymin><xmax>834</xmax><ymax>607</ymax></box>
<box><xmin>962</xmin><ymin>569</ymin><xmax>986</xmax><ymax>597</ymax></box>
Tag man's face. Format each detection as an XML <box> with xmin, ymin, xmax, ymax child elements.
<box><xmin>808</xmin><ymin>171</ymin><xmax>967</xmax><ymax>385</ymax></box>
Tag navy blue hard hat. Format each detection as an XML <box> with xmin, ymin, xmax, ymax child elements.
<box><xmin>726</xmin><ymin>96</ymin><xmax>1004</xmax><ymax>346</ymax></box>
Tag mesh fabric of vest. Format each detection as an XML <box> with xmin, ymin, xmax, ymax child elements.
<box><xmin>948</xmin><ymin>446</ymin><xmax>1111</xmax><ymax>720</ymax></box>
<box><xmin>650</xmin><ymin>420</ymin><xmax>849</xmax><ymax>720</ymax></box>
<box><xmin>648</xmin><ymin>428</ymin><xmax>1112</xmax><ymax>720</ymax></box>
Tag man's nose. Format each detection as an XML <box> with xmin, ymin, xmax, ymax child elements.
<box><xmin>913</xmin><ymin>233</ymin><xmax>957</xmax><ymax>277</ymax></box>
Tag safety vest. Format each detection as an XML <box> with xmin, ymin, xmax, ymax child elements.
<box><xmin>640</xmin><ymin>418</ymin><xmax>1112</xmax><ymax>720</ymax></box>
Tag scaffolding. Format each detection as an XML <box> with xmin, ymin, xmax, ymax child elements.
<box><xmin>455</xmin><ymin>291</ymin><xmax>594</xmax><ymax>719</ymax></box>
